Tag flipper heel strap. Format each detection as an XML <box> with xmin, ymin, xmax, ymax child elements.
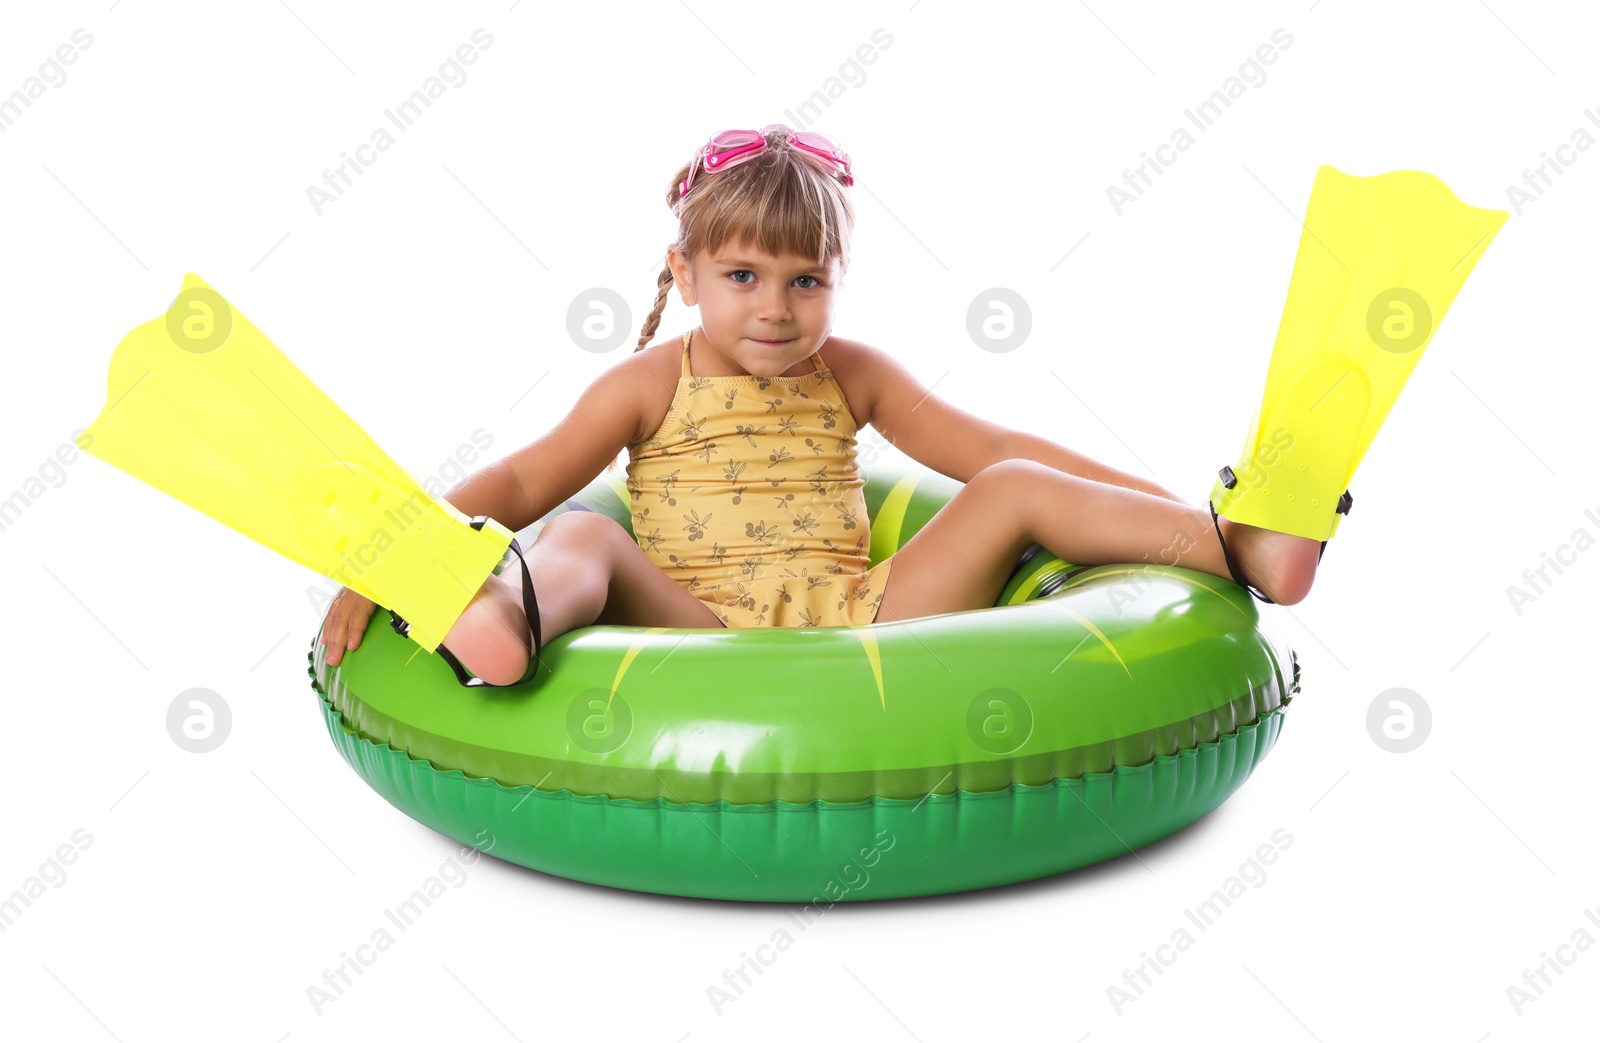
<box><xmin>387</xmin><ymin>517</ymin><xmax>543</xmax><ymax>688</ymax></box>
<box><xmin>1209</xmin><ymin>482</ymin><xmax>1352</xmax><ymax>605</ymax></box>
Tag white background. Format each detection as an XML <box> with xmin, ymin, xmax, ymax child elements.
<box><xmin>3</xmin><ymin>0</ymin><xmax>1595</xmax><ymax>1039</ymax></box>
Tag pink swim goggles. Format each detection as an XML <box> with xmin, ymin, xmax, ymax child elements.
<box><xmin>679</xmin><ymin>123</ymin><xmax>854</xmax><ymax>198</ymax></box>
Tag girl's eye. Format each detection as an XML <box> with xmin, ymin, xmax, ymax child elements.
<box><xmin>726</xmin><ymin>270</ymin><xmax>825</xmax><ymax>288</ymax></box>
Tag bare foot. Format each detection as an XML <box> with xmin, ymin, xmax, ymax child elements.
<box><xmin>1215</xmin><ymin>517</ymin><xmax>1323</xmax><ymax>605</ymax></box>
<box><xmin>439</xmin><ymin>570</ymin><xmax>534</xmax><ymax>686</ymax></box>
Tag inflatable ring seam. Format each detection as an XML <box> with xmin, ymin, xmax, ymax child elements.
<box><xmin>311</xmin><ymin>646</ymin><xmax>1290</xmax><ymax>806</ymax></box>
<box><xmin>313</xmin><ymin>664</ymin><xmax>1286</xmax><ymax>812</ymax></box>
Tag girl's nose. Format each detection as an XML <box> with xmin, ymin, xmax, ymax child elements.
<box><xmin>757</xmin><ymin>289</ymin><xmax>791</xmax><ymax>319</ymax></box>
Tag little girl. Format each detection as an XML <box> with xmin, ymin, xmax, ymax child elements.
<box><xmin>320</xmin><ymin>124</ymin><xmax>1320</xmax><ymax>685</ymax></box>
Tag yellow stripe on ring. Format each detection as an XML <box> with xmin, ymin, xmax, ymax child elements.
<box><xmin>869</xmin><ymin>472</ymin><xmax>924</xmax><ymax>566</ymax></box>
<box><xmin>608</xmin><ymin>478</ymin><xmax>631</xmax><ymax>518</ymax></box>
<box><xmin>609</xmin><ymin>627</ymin><xmax>674</xmax><ymax>706</ymax></box>
<box><xmin>1036</xmin><ymin>599</ymin><xmax>1134</xmax><ymax>679</ymax></box>
<box><xmin>1006</xmin><ymin>563</ymin><xmax>1055</xmax><ymax>605</ymax></box>
<box><xmin>845</xmin><ymin>625</ymin><xmax>886</xmax><ymax>710</ymax></box>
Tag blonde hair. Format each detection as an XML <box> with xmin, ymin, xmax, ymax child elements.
<box><xmin>603</xmin><ymin>127</ymin><xmax>855</xmax><ymax>474</ymax></box>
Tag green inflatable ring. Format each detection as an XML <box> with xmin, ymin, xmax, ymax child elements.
<box><xmin>310</xmin><ymin>460</ymin><xmax>1298</xmax><ymax>902</ymax></box>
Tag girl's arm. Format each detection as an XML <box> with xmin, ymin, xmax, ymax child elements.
<box><xmin>999</xmin><ymin>431</ymin><xmax>1186</xmax><ymax>504</ymax></box>
<box><xmin>440</xmin><ymin>356</ymin><xmax>651</xmax><ymax>530</ymax></box>
<box><xmin>439</xmin><ymin>458</ymin><xmax>534</xmax><ymax>526</ymax></box>
<box><xmin>854</xmin><ymin>340</ymin><xmax>1187</xmax><ymax>504</ymax></box>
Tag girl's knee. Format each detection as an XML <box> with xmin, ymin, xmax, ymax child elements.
<box><xmin>972</xmin><ymin>458</ymin><xmax>1050</xmax><ymax>482</ymax></box>
<box><xmin>967</xmin><ymin>459</ymin><xmax>1052</xmax><ymax>503</ymax></box>
<box><xmin>963</xmin><ymin>460</ymin><xmax>1059</xmax><ymax>549</ymax></box>
<box><xmin>533</xmin><ymin>511</ymin><xmax>633</xmax><ymax>584</ymax></box>
<box><xmin>539</xmin><ymin>509</ymin><xmax>629</xmax><ymax>545</ymax></box>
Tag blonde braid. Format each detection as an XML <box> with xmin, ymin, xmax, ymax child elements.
<box><xmin>635</xmin><ymin>256</ymin><xmax>676</xmax><ymax>352</ymax></box>
<box><xmin>605</xmin><ymin>256</ymin><xmax>677</xmax><ymax>475</ymax></box>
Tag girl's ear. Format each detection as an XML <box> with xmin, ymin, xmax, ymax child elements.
<box><xmin>667</xmin><ymin>246</ymin><xmax>697</xmax><ymax>306</ymax></box>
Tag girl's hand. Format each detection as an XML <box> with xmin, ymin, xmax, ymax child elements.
<box><xmin>321</xmin><ymin>587</ymin><xmax>377</xmax><ymax>667</ymax></box>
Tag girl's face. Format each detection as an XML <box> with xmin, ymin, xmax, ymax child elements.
<box><xmin>668</xmin><ymin>242</ymin><xmax>844</xmax><ymax>377</ymax></box>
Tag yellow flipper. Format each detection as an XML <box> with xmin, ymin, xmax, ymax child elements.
<box><xmin>1210</xmin><ymin>166</ymin><xmax>1507</xmax><ymax>542</ymax></box>
<box><xmin>79</xmin><ymin>273</ymin><xmax>513</xmax><ymax>652</ymax></box>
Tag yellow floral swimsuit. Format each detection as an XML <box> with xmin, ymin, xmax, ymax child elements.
<box><xmin>626</xmin><ymin>330</ymin><xmax>895</xmax><ymax>628</ymax></box>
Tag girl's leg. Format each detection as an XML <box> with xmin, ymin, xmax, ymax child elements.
<box><xmin>440</xmin><ymin>511</ymin><xmax>725</xmax><ymax>685</ymax></box>
<box><xmin>873</xmin><ymin>459</ymin><xmax>1322</xmax><ymax>624</ymax></box>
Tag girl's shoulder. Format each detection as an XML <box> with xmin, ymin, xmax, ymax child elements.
<box><xmin>628</xmin><ymin>336</ymin><xmax>693</xmax><ymax>450</ymax></box>
<box><xmin>630</xmin><ymin>336</ymin><xmax>684</xmax><ymax>386</ymax></box>
<box><xmin>814</xmin><ymin>336</ymin><xmax>878</xmax><ymax>431</ymax></box>
<box><xmin>631</xmin><ymin>335</ymin><xmax>705</xmax><ymax>396</ymax></box>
